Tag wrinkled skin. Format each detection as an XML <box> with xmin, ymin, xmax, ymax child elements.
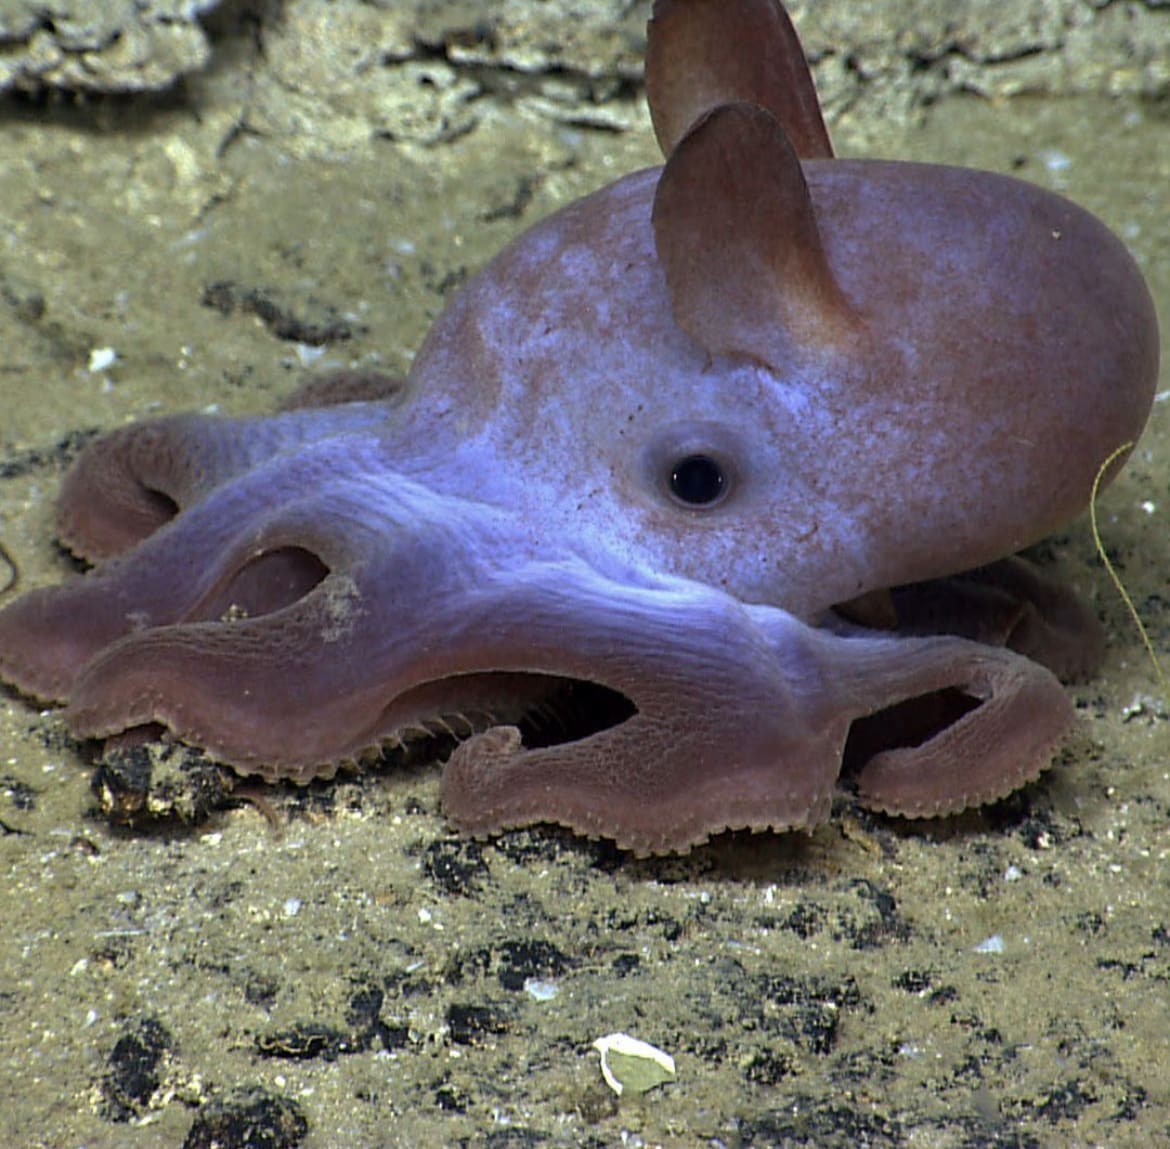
<box><xmin>0</xmin><ymin>0</ymin><xmax>1159</xmax><ymax>854</ymax></box>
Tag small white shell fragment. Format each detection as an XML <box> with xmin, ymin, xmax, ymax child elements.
<box><xmin>592</xmin><ymin>1033</ymin><xmax>676</xmax><ymax>1096</ymax></box>
<box><xmin>524</xmin><ymin>977</ymin><xmax>559</xmax><ymax>1002</ymax></box>
<box><xmin>294</xmin><ymin>342</ymin><xmax>326</xmax><ymax>367</ymax></box>
<box><xmin>88</xmin><ymin>346</ymin><xmax>117</xmax><ymax>373</ymax></box>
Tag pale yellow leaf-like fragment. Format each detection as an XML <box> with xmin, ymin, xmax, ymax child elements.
<box><xmin>592</xmin><ymin>1033</ymin><xmax>677</xmax><ymax>1096</ymax></box>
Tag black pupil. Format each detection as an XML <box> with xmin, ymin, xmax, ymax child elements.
<box><xmin>669</xmin><ymin>455</ymin><xmax>725</xmax><ymax>505</ymax></box>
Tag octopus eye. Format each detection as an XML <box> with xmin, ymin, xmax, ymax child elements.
<box><xmin>669</xmin><ymin>454</ymin><xmax>727</xmax><ymax>507</ymax></box>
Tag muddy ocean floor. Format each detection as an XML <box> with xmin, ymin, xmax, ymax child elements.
<box><xmin>0</xmin><ymin>2</ymin><xmax>1168</xmax><ymax>1147</ymax></box>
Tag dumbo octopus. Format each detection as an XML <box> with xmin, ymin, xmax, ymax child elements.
<box><xmin>0</xmin><ymin>0</ymin><xmax>1159</xmax><ymax>854</ymax></box>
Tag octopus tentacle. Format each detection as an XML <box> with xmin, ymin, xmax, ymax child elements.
<box><xmin>0</xmin><ymin>434</ymin><xmax>390</xmax><ymax>701</ymax></box>
<box><xmin>799</xmin><ymin>624</ymin><xmax>1076</xmax><ymax>818</ymax></box>
<box><xmin>56</xmin><ymin>403</ymin><xmax>392</xmax><ymax>561</ymax></box>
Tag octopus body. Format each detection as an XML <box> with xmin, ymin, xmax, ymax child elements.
<box><xmin>0</xmin><ymin>0</ymin><xmax>1159</xmax><ymax>853</ymax></box>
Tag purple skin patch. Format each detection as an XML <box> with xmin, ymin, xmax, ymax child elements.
<box><xmin>0</xmin><ymin>0</ymin><xmax>1159</xmax><ymax>855</ymax></box>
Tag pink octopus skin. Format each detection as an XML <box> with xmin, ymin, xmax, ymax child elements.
<box><xmin>0</xmin><ymin>0</ymin><xmax>1159</xmax><ymax>854</ymax></box>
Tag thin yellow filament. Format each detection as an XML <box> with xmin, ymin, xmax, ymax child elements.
<box><xmin>1089</xmin><ymin>440</ymin><xmax>1167</xmax><ymax>699</ymax></box>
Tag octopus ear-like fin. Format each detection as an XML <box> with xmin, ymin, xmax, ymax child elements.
<box><xmin>652</xmin><ymin>102</ymin><xmax>858</xmax><ymax>365</ymax></box>
<box><xmin>646</xmin><ymin>0</ymin><xmax>833</xmax><ymax>159</ymax></box>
